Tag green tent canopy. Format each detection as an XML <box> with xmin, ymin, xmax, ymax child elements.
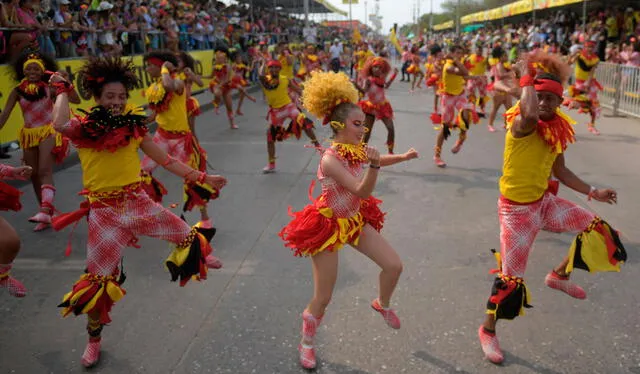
<box><xmin>462</xmin><ymin>24</ymin><xmax>484</xmax><ymax>32</ymax></box>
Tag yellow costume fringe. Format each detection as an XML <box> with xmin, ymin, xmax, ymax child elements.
<box><xmin>19</xmin><ymin>124</ymin><xmax>63</xmax><ymax>149</ymax></box>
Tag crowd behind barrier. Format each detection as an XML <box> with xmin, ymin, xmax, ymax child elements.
<box><xmin>0</xmin><ymin>0</ymin><xmax>357</xmax><ymax>63</ymax></box>
<box><xmin>400</xmin><ymin>4</ymin><xmax>640</xmax><ymax>117</ymax></box>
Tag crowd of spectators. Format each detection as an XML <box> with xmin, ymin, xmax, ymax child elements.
<box><xmin>426</xmin><ymin>5</ymin><xmax>640</xmax><ymax>67</ymax></box>
<box><xmin>0</xmin><ymin>0</ymin><xmax>357</xmax><ymax>63</ymax></box>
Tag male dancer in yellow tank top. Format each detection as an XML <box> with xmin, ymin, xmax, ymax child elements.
<box><xmin>433</xmin><ymin>45</ymin><xmax>475</xmax><ymax>168</ymax></box>
<box><xmin>140</xmin><ymin>51</ymin><xmax>220</xmax><ymax>231</ymax></box>
<box><xmin>477</xmin><ymin>52</ymin><xmax>626</xmax><ymax>365</ymax></box>
<box><xmin>259</xmin><ymin>60</ymin><xmax>320</xmax><ymax>173</ymax></box>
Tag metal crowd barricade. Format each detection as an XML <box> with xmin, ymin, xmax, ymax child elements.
<box><xmin>595</xmin><ymin>62</ymin><xmax>640</xmax><ymax>119</ymax></box>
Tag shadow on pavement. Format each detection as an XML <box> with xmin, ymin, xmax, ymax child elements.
<box><xmin>413</xmin><ymin>350</ymin><xmax>472</xmax><ymax>374</ymax></box>
<box><xmin>318</xmin><ymin>361</ymin><xmax>373</xmax><ymax>373</ymax></box>
<box><xmin>500</xmin><ymin>351</ymin><xmax>564</xmax><ymax>374</ymax></box>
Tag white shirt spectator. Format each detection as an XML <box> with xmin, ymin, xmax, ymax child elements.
<box><xmin>329</xmin><ymin>43</ymin><xmax>342</xmax><ymax>59</ymax></box>
<box><xmin>303</xmin><ymin>26</ymin><xmax>317</xmax><ymax>44</ymax></box>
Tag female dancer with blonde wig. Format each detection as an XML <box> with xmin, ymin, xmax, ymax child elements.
<box><xmin>279</xmin><ymin>71</ymin><xmax>418</xmax><ymax>369</ymax></box>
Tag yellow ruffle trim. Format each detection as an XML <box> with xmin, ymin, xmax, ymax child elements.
<box><xmin>308</xmin><ymin>206</ymin><xmax>365</xmax><ymax>255</ymax></box>
<box><xmin>19</xmin><ymin>124</ymin><xmax>63</xmax><ymax>149</ymax></box>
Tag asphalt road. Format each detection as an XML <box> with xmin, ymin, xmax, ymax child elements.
<box><xmin>1</xmin><ymin>82</ymin><xmax>639</xmax><ymax>374</ymax></box>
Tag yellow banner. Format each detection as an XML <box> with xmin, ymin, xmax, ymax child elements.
<box><xmin>433</xmin><ymin>20</ymin><xmax>454</xmax><ymax>31</ymax></box>
<box><xmin>0</xmin><ymin>50</ymin><xmax>216</xmax><ymax>144</ymax></box>
<box><xmin>342</xmin><ymin>0</ymin><xmax>358</xmax><ymax>4</ymax></box>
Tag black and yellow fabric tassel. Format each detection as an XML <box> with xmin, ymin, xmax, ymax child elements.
<box><xmin>58</xmin><ymin>273</ymin><xmax>126</xmax><ymax>324</ymax></box>
<box><xmin>566</xmin><ymin>217</ymin><xmax>627</xmax><ymax>274</ymax></box>
<box><xmin>485</xmin><ymin>249</ymin><xmax>532</xmax><ymax>321</ymax></box>
<box><xmin>165</xmin><ymin>225</ymin><xmax>216</xmax><ymax>286</ymax></box>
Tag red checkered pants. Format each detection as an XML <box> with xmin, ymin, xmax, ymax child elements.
<box><xmin>141</xmin><ymin>130</ymin><xmax>192</xmax><ymax>172</ymax></box>
<box><xmin>440</xmin><ymin>93</ymin><xmax>473</xmax><ymax>124</ymax></box>
<box><xmin>268</xmin><ymin>103</ymin><xmax>300</xmax><ymax>127</ymax></box>
<box><xmin>498</xmin><ymin>192</ymin><xmax>595</xmax><ymax>277</ymax></box>
<box><xmin>87</xmin><ymin>192</ymin><xmax>191</xmax><ymax>276</ymax></box>
<box><xmin>466</xmin><ymin>76</ymin><xmax>488</xmax><ymax>99</ymax></box>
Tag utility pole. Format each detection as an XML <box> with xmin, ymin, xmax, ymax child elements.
<box><xmin>456</xmin><ymin>0</ymin><xmax>460</xmax><ymax>36</ymax></box>
<box><xmin>429</xmin><ymin>0</ymin><xmax>433</xmax><ymax>31</ymax></box>
<box><xmin>365</xmin><ymin>0</ymin><xmax>368</xmax><ymax>28</ymax></box>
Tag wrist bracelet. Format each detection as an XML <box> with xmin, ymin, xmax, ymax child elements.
<box><xmin>519</xmin><ymin>74</ymin><xmax>535</xmax><ymax>88</ymax></box>
<box><xmin>197</xmin><ymin>172</ymin><xmax>206</xmax><ymax>184</ymax></box>
<box><xmin>184</xmin><ymin>169</ymin><xmax>198</xmax><ymax>182</ymax></box>
<box><xmin>369</xmin><ymin>164</ymin><xmax>381</xmax><ymax>169</ymax></box>
<box><xmin>587</xmin><ymin>186</ymin><xmax>596</xmax><ymax>201</ymax></box>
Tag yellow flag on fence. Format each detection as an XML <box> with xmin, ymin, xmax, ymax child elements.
<box><xmin>353</xmin><ymin>27</ymin><xmax>362</xmax><ymax>43</ymax></box>
<box><xmin>389</xmin><ymin>28</ymin><xmax>402</xmax><ymax>54</ymax></box>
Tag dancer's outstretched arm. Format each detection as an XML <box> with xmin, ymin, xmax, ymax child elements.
<box><xmin>379</xmin><ymin>148</ymin><xmax>418</xmax><ymax>167</ymax></box>
<box><xmin>552</xmin><ymin>154</ymin><xmax>617</xmax><ymax>204</ymax></box>
<box><xmin>140</xmin><ymin>136</ymin><xmax>227</xmax><ymax>190</ymax></box>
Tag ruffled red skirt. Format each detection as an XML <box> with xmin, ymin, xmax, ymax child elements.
<box><xmin>358</xmin><ymin>100</ymin><xmax>393</xmax><ymax>120</ymax></box>
<box><xmin>280</xmin><ymin>186</ymin><xmax>385</xmax><ymax>257</ymax></box>
<box><xmin>0</xmin><ymin>181</ymin><xmax>22</xmax><ymax>211</ymax></box>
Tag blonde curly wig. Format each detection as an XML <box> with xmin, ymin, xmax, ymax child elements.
<box><xmin>302</xmin><ymin>71</ymin><xmax>359</xmax><ymax>124</ymax></box>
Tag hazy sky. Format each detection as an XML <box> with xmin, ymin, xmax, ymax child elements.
<box><xmin>313</xmin><ymin>0</ymin><xmax>448</xmax><ymax>32</ymax></box>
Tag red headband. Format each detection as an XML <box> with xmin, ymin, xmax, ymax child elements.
<box><xmin>534</xmin><ymin>78</ymin><xmax>563</xmax><ymax>98</ymax></box>
<box><xmin>267</xmin><ymin>60</ymin><xmax>282</xmax><ymax>68</ymax></box>
<box><xmin>146</xmin><ymin>57</ymin><xmax>164</xmax><ymax>67</ymax></box>
<box><xmin>584</xmin><ymin>40</ymin><xmax>596</xmax><ymax>47</ymax></box>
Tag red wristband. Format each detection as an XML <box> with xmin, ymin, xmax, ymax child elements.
<box><xmin>197</xmin><ymin>172</ymin><xmax>206</xmax><ymax>184</ymax></box>
<box><xmin>519</xmin><ymin>75</ymin><xmax>535</xmax><ymax>88</ymax></box>
<box><xmin>53</xmin><ymin>81</ymin><xmax>74</xmax><ymax>96</ymax></box>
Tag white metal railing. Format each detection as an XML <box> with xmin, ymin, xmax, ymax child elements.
<box><xmin>595</xmin><ymin>62</ymin><xmax>640</xmax><ymax>118</ymax></box>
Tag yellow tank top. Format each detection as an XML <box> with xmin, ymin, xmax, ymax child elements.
<box><xmin>575</xmin><ymin>53</ymin><xmax>599</xmax><ymax>81</ymax></box>
<box><xmin>78</xmin><ymin>138</ymin><xmax>143</xmax><ymax>193</ymax></box>
<box><xmin>499</xmin><ymin>128</ymin><xmax>558</xmax><ymax>203</ymax></box>
<box><xmin>263</xmin><ymin>75</ymin><xmax>291</xmax><ymax>109</ymax></box>
<box><xmin>488</xmin><ymin>57</ymin><xmax>499</xmax><ymax>67</ymax></box>
<box><xmin>155</xmin><ymin>89</ymin><xmax>189</xmax><ymax>132</ymax></box>
<box><xmin>468</xmin><ymin>54</ymin><xmax>487</xmax><ymax>76</ymax></box>
<box><xmin>442</xmin><ymin>60</ymin><xmax>465</xmax><ymax>96</ymax></box>
<box><xmin>279</xmin><ymin>54</ymin><xmax>294</xmax><ymax>79</ymax></box>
